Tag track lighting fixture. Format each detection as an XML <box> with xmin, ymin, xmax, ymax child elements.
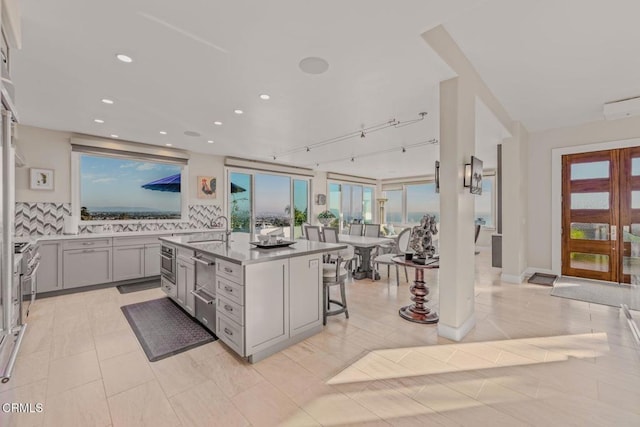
<box><xmin>306</xmin><ymin>147</ymin><xmax>310</xmax><ymax>152</ymax></box>
<box><xmin>351</xmin><ymin>157</ymin><xmax>355</xmax><ymax>162</ymax></box>
<box><xmin>402</xmin><ymin>147</ymin><xmax>406</xmax><ymax>153</ymax></box>
<box><xmin>360</xmin><ymin>131</ymin><xmax>365</xmax><ymax>139</ymax></box>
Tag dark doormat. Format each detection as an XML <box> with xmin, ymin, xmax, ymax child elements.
<box><xmin>121</xmin><ymin>297</ymin><xmax>216</xmax><ymax>362</ymax></box>
<box><xmin>117</xmin><ymin>280</ymin><xmax>161</xmax><ymax>294</ymax></box>
<box><xmin>528</xmin><ymin>272</ymin><xmax>558</xmax><ymax>286</ymax></box>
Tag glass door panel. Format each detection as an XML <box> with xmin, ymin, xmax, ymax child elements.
<box><xmin>619</xmin><ymin>147</ymin><xmax>640</xmax><ymax>284</ymax></box>
<box><xmin>292</xmin><ymin>179</ymin><xmax>309</xmax><ymax>238</ymax></box>
<box><xmin>229</xmin><ymin>172</ymin><xmax>252</xmax><ymax>233</ymax></box>
<box><xmin>254</xmin><ymin>174</ymin><xmax>291</xmax><ymax>239</ymax></box>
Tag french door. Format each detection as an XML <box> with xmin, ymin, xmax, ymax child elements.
<box><xmin>562</xmin><ymin>147</ymin><xmax>640</xmax><ymax>283</ymax></box>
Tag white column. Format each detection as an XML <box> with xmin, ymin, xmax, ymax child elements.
<box><xmin>437</xmin><ymin>77</ymin><xmax>477</xmax><ymax>341</ymax></box>
<box><xmin>501</xmin><ymin>122</ymin><xmax>529</xmax><ymax>282</ymax></box>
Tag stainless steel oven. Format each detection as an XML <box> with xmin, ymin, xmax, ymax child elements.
<box><xmin>160</xmin><ymin>244</ymin><xmax>176</xmax><ymax>283</ymax></box>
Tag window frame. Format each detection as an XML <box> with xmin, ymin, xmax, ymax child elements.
<box><xmin>71</xmin><ymin>151</ymin><xmax>189</xmax><ymax>224</ymax></box>
<box><xmin>225</xmin><ymin>166</ymin><xmax>312</xmax><ymax>237</ymax></box>
<box><xmin>326</xmin><ymin>180</ymin><xmax>377</xmax><ymax>231</ymax></box>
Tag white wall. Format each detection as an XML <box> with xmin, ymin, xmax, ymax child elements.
<box><xmin>527</xmin><ymin>115</ymin><xmax>640</xmax><ymax>271</ymax></box>
<box><xmin>310</xmin><ymin>171</ymin><xmax>327</xmax><ymax>225</ymax></box>
<box><xmin>15</xmin><ymin>124</ymin><xmax>226</xmax><ymax>205</ymax></box>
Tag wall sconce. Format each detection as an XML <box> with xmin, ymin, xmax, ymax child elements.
<box><xmin>463</xmin><ymin>162</ymin><xmax>472</xmax><ymax>188</ymax></box>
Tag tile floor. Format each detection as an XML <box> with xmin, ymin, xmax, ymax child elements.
<box><xmin>1</xmin><ymin>249</ymin><xmax>639</xmax><ymax>426</ymax></box>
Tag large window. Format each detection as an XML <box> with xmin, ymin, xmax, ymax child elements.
<box><xmin>327</xmin><ymin>182</ymin><xmax>375</xmax><ymax>229</ymax></box>
<box><xmin>383</xmin><ymin>173</ymin><xmax>496</xmax><ymax>228</ymax></box>
<box><xmin>78</xmin><ymin>154</ymin><xmax>183</xmax><ymax>221</ymax></box>
<box><xmin>228</xmin><ymin>169</ymin><xmax>310</xmax><ymax>238</ymax></box>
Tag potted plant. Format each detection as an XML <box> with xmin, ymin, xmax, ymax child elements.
<box><xmin>317</xmin><ymin>210</ymin><xmax>336</xmax><ymax>226</ymax></box>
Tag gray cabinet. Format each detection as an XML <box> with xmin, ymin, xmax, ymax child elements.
<box><xmin>62</xmin><ymin>247</ymin><xmax>112</xmax><ymax>288</ymax></box>
<box><xmin>144</xmin><ymin>243</ymin><xmax>160</xmax><ymax>276</ymax></box>
<box><xmin>244</xmin><ymin>260</ymin><xmax>290</xmax><ymax>355</ymax></box>
<box><xmin>289</xmin><ymin>254</ymin><xmax>322</xmax><ymax>337</ymax></box>
<box><xmin>37</xmin><ymin>241</ymin><xmax>62</xmax><ymax>293</ymax></box>
<box><xmin>113</xmin><ymin>245</ymin><xmax>145</xmax><ymax>281</ymax></box>
<box><xmin>176</xmin><ymin>256</ymin><xmax>195</xmax><ymax>315</ymax></box>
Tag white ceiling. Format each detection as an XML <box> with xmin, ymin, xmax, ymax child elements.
<box><xmin>16</xmin><ymin>0</ymin><xmax>581</xmax><ymax>179</ymax></box>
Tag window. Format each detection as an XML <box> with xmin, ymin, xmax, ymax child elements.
<box><xmin>327</xmin><ymin>182</ymin><xmax>376</xmax><ymax>229</ymax></box>
<box><xmin>406</xmin><ymin>183</ymin><xmax>439</xmax><ymax>224</ymax></box>
<box><xmin>78</xmin><ymin>154</ymin><xmax>184</xmax><ymax>221</ymax></box>
<box><xmin>385</xmin><ymin>190</ymin><xmax>403</xmax><ymax>224</ymax></box>
<box><xmin>475</xmin><ymin>175</ymin><xmax>495</xmax><ymax>228</ymax></box>
<box><xmin>228</xmin><ymin>169</ymin><xmax>310</xmax><ymax>238</ymax></box>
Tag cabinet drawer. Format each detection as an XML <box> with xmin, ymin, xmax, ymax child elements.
<box><xmin>216</xmin><ymin>259</ymin><xmax>243</xmax><ymax>283</ymax></box>
<box><xmin>217</xmin><ymin>313</ymin><xmax>244</xmax><ymax>356</ymax></box>
<box><xmin>216</xmin><ymin>277</ymin><xmax>244</xmax><ymax>306</ymax></box>
<box><xmin>161</xmin><ymin>277</ymin><xmax>176</xmax><ymax>298</ymax></box>
<box><xmin>217</xmin><ymin>295</ymin><xmax>244</xmax><ymax>326</ymax></box>
<box><xmin>63</xmin><ymin>238</ymin><xmax>112</xmax><ymax>250</ymax></box>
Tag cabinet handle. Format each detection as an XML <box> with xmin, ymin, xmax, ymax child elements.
<box><xmin>224</xmin><ymin>327</ymin><xmax>233</xmax><ymax>336</ymax></box>
<box><xmin>224</xmin><ymin>304</ymin><xmax>233</xmax><ymax>312</ymax></box>
<box><xmin>82</xmin><ymin>242</ymin><xmax>95</xmax><ymax>246</ymax></box>
<box><xmin>191</xmin><ymin>256</ymin><xmax>214</xmax><ymax>266</ymax></box>
<box><xmin>82</xmin><ymin>249</ymin><xmax>94</xmax><ymax>253</ymax></box>
<box><xmin>201</xmin><ymin>317</ymin><xmax>208</xmax><ymax>325</ymax></box>
<box><xmin>224</xmin><ymin>285</ymin><xmax>233</xmax><ymax>293</ymax></box>
<box><xmin>224</xmin><ymin>267</ymin><xmax>233</xmax><ymax>273</ymax></box>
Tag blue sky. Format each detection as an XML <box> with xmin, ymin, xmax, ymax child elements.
<box><xmin>81</xmin><ymin>155</ymin><xmax>181</xmax><ymax>212</ymax></box>
<box><xmin>230</xmin><ymin>173</ymin><xmax>309</xmax><ymax>215</ymax></box>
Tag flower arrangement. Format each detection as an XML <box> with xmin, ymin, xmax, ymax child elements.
<box><xmin>317</xmin><ymin>210</ymin><xmax>336</xmax><ymax>225</ymax></box>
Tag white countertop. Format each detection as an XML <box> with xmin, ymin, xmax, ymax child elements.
<box><xmin>160</xmin><ymin>233</ymin><xmax>346</xmax><ymax>265</ymax></box>
<box><xmin>15</xmin><ymin>228</ymin><xmax>224</xmax><ymax>243</ymax></box>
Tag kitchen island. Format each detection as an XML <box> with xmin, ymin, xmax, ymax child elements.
<box><xmin>159</xmin><ymin>233</ymin><xmax>346</xmax><ymax>363</ymax></box>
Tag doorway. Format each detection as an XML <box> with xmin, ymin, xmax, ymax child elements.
<box><xmin>562</xmin><ymin>147</ymin><xmax>640</xmax><ymax>284</ymax></box>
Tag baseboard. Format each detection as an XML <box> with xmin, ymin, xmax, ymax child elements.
<box><xmin>437</xmin><ymin>314</ymin><xmax>476</xmax><ymax>341</ymax></box>
<box><xmin>501</xmin><ymin>272</ymin><xmax>525</xmax><ymax>283</ymax></box>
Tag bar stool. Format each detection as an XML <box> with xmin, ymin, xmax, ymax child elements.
<box><xmin>322</xmin><ymin>245</ymin><xmax>354</xmax><ymax>324</ymax></box>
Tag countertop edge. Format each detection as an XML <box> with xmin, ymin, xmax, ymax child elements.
<box><xmin>16</xmin><ymin>228</ymin><xmax>224</xmax><ymax>243</ymax></box>
<box><xmin>159</xmin><ymin>236</ymin><xmax>347</xmax><ymax>265</ymax></box>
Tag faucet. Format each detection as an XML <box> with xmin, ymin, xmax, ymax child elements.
<box><xmin>212</xmin><ymin>215</ymin><xmax>231</xmax><ymax>246</ymax></box>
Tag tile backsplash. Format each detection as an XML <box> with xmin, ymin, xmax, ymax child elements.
<box><xmin>14</xmin><ymin>202</ymin><xmax>223</xmax><ymax>236</ymax></box>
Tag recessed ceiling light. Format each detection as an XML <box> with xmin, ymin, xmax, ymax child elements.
<box><xmin>101</xmin><ymin>98</ymin><xmax>114</xmax><ymax>105</ymax></box>
<box><xmin>234</xmin><ymin>109</ymin><xmax>243</xmax><ymax>115</ymax></box>
<box><xmin>207</xmin><ymin>140</ymin><xmax>214</xmax><ymax>144</ymax></box>
<box><xmin>213</xmin><ymin>121</ymin><xmax>223</xmax><ymax>126</ymax></box>
<box><xmin>159</xmin><ymin>131</ymin><xmax>167</xmax><ymax>135</ymax></box>
<box><xmin>94</xmin><ymin>119</ymin><xmax>104</xmax><ymax>123</ymax></box>
<box><xmin>110</xmin><ymin>134</ymin><xmax>119</xmax><ymax>138</ymax></box>
<box><xmin>259</xmin><ymin>94</ymin><xmax>270</xmax><ymax>100</ymax></box>
<box><xmin>299</xmin><ymin>57</ymin><xmax>329</xmax><ymax>74</ymax></box>
<box><xmin>165</xmin><ymin>143</ymin><xmax>172</xmax><ymax>147</ymax></box>
<box><xmin>116</xmin><ymin>54</ymin><xmax>133</xmax><ymax>63</ymax></box>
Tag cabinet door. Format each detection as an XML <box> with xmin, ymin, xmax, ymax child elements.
<box><xmin>63</xmin><ymin>248</ymin><xmax>112</xmax><ymax>288</ymax></box>
<box><xmin>245</xmin><ymin>260</ymin><xmax>289</xmax><ymax>354</ymax></box>
<box><xmin>144</xmin><ymin>244</ymin><xmax>160</xmax><ymax>277</ymax></box>
<box><xmin>289</xmin><ymin>254</ymin><xmax>322</xmax><ymax>336</ymax></box>
<box><xmin>37</xmin><ymin>242</ymin><xmax>62</xmax><ymax>293</ymax></box>
<box><xmin>113</xmin><ymin>245</ymin><xmax>145</xmax><ymax>282</ymax></box>
<box><xmin>176</xmin><ymin>259</ymin><xmax>195</xmax><ymax>315</ymax></box>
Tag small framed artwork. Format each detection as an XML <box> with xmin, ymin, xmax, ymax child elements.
<box><xmin>30</xmin><ymin>168</ymin><xmax>54</xmax><ymax>190</ymax></box>
<box><xmin>315</xmin><ymin>194</ymin><xmax>326</xmax><ymax>205</ymax></box>
<box><xmin>435</xmin><ymin>160</ymin><xmax>440</xmax><ymax>194</ymax></box>
<box><xmin>470</xmin><ymin>156</ymin><xmax>483</xmax><ymax>195</ymax></box>
<box><xmin>197</xmin><ymin>176</ymin><xmax>217</xmax><ymax>199</ymax></box>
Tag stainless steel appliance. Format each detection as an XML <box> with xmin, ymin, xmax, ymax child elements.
<box><xmin>15</xmin><ymin>242</ymin><xmax>40</xmax><ymax>321</ymax></box>
<box><xmin>190</xmin><ymin>253</ymin><xmax>216</xmax><ymax>333</ymax></box>
<box><xmin>160</xmin><ymin>244</ymin><xmax>176</xmax><ymax>283</ymax></box>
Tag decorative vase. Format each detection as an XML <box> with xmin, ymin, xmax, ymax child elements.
<box><xmin>318</xmin><ymin>217</ymin><xmax>333</xmax><ymax>226</ymax></box>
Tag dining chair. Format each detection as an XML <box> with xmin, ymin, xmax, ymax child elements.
<box><xmin>304</xmin><ymin>225</ymin><xmax>322</xmax><ymax>241</ymax></box>
<box><xmin>363</xmin><ymin>223</ymin><xmax>381</xmax><ymax>237</ymax></box>
<box><xmin>349</xmin><ymin>223</ymin><xmax>363</xmax><ymax>236</ymax></box>
<box><xmin>373</xmin><ymin>228</ymin><xmax>411</xmax><ymax>285</ymax></box>
<box><xmin>322</xmin><ymin>227</ymin><xmax>339</xmax><ymax>243</ymax></box>
<box><xmin>322</xmin><ymin>245</ymin><xmax>355</xmax><ymax>324</ymax></box>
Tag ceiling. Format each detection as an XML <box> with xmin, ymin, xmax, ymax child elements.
<box><xmin>23</xmin><ymin>0</ymin><xmax>632</xmax><ymax>178</ymax></box>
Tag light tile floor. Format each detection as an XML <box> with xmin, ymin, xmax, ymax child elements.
<box><xmin>1</xmin><ymin>249</ymin><xmax>639</xmax><ymax>426</ymax></box>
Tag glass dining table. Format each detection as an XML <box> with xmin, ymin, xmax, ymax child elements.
<box><xmin>338</xmin><ymin>234</ymin><xmax>394</xmax><ymax>279</ymax></box>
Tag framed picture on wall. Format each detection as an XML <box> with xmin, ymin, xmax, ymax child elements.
<box><xmin>30</xmin><ymin>168</ymin><xmax>54</xmax><ymax>190</ymax></box>
<box><xmin>435</xmin><ymin>160</ymin><xmax>440</xmax><ymax>194</ymax></box>
<box><xmin>197</xmin><ymin>176</ymin><xmax>217</xmax><ymax>199</ymax></box>
<box><xmin>470</xmin><ymin>156</ymin><xmax>483</xmax><ymax>195</ymax></box>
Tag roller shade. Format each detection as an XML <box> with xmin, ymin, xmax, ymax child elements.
<box><xmin>71</xmin><ymin>136</ymin><xmax>189</xmax><ymax>165</ymax></box>
<box><xmin>225</xmin><ymin>156</ymin><xmax>314</xmax><ymax>177</ymax></box>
